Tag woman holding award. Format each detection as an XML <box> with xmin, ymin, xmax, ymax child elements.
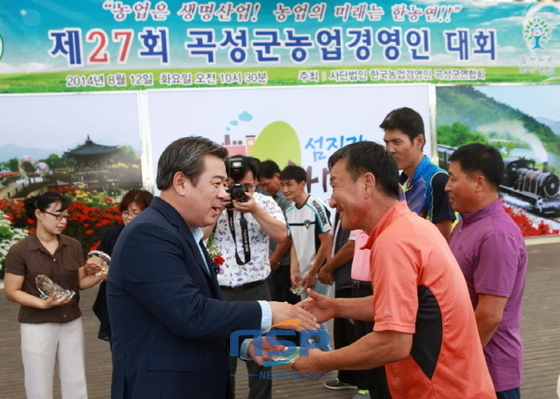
<box><xmin>91</xmin><ymin>188</ymin><xmax>153</xmax><ymax>343</ymax></box>
<box><xmin>4</xmin><ymin>191</ymin><xmax>100</xmax><ymax>399</ymax></box>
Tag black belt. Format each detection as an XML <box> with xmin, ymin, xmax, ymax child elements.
<box><xmin>352</xmin><ymin>280</ymin><xmax>372</xmax><ymax>289</ymax></box>
<box><xmin>221</xmin><ymin>280</ymin><xmax>264</xmax><ymax>292</ymax></box>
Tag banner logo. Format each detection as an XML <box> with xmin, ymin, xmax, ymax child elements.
<box><xmin>524</xmin><ymin>17</ymin><xmax>551</xmax><ymax>50</ymax></box>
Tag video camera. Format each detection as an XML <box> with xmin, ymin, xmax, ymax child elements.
<box><xmin>226</xmin><ymin>156</ymin><xmax>249</xmax><ymax>206</ymax></box>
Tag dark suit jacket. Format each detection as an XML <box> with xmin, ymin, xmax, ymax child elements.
<box><xmin>107</xmin><ymin>197</ymin><xmax>262</xmax><ymax>399</ymax></box>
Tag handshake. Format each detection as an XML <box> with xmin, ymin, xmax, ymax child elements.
<box><xmin>271</xmin><ymin>288</ymin><xmax>334</xmax><ymax>328</ymax></box>
<box><xmin>249</xmin><ymin>289</ymin><xmax>335</xmax><ymax>368</ymax></box>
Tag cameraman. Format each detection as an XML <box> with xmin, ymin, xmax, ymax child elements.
<box><xmin>207</xmin><ymin>156</ymin><xmax>288</xmax><ymax>399</ymax></box>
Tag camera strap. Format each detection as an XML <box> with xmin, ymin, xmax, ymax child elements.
<box><xmin>227</xmin><ymin>209</ymin><xmax>251</xmax><ymax>265</ymax></box>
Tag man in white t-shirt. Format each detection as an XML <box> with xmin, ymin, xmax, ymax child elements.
<box><xmin>280</xmin><ymin>165</ymin><xmax>332</xmax><ymax>351</ymax></box>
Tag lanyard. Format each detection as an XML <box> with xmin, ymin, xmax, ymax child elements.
<box><xmin>226</xmin><ymin>209</ymin><xmax>251</xmax><ymax>265</ymax></box>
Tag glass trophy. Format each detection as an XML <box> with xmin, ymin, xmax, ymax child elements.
<box><xmin>267</xmin><ymin>337</ymin><xmax>318</xmax><ymax>365</ymax></box>
<box><xmin>268</xmin><ymin>347</ymin><xmax>301</xmax><ymax>365</ymax></box>
<box><xmin>87</xmin><ymin>250</ymin><xmax>111</xmax><ymax>276</ymax></box>
<box><xmin>35</xmin><ymin>274</ymin><xmax>75</xmax><ymax>300</ymax></box>
<box><xmin>290</xmin><ymin>273</ymin><xmax>306</xmax><ymax>296</ymax></box>
<box><xmin>290</xmin><ymin>285</ymin><xmax>305</xmax><ymax>296</ymax></box>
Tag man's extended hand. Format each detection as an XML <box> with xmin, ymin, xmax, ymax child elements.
<box><xmin>291</xmin><ymin>348</ymin><xmax>329</xmax><ymax>374</ymax></box>
<box><xmin>248</xmin><ymin>337</ymin><xmax>286</xmax><ymax>366</ymax></box>
<box><xmin>269</xmin><ymin>301</ymin><xmax>319</xmax><ymax>331</ymax></box>
<box><xmin>296</xmin><ymin>288</ymin><xmax>335</xmax><ymax>324</ymax></box>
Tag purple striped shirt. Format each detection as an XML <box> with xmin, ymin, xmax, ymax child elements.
<box><xmin>449</xmin><ymin>199</ymin><xmax>527</xmax><ymax>392</ymax></box>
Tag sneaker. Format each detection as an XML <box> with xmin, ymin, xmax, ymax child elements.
<box><xmin>351</xmin><ymin>390</ymin><xmax>371</xmax><ymax>399</ymax></box>
<box><xmin>324</xmin><ymin>378</ymin><xmax>358</xmax><ymax>390</ymax></box>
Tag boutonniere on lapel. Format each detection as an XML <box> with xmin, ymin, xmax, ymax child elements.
<box><xmin>205</xmin><ymin>233</ymin><xmax>225</xmax><ymax>274</ymax></box>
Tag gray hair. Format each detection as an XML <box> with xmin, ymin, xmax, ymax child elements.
<box><xmin>156</xmin><ymin>136</ymin><xmax>228</xmax><ymax>190</ymax></box>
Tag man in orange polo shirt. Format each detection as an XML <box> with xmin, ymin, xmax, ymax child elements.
<box><xmin>293</xmin><ymin>141</ymin><xmax>494</xmax><ymax>399</ymax></box>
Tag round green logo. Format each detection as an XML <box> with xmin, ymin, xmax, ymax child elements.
<box><xmin>252</xmin><ymin>121</ymin><xmax>301</xmax><ymax>168</ymax></box>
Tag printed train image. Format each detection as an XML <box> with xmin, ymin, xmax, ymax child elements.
<box><xmin>438</xmin><ymin>144</ymin><xmax>560</xmax><ymax>215</ymax></box>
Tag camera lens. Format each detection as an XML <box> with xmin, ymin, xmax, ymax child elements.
<box><xmin>229</xmin><ymin>183</ymin><xmax>248</xmax><ymax>203</ymax></box>
<box><xmin>233</xmin><ymin>191</ymin><xmax>243</xmax><ymax>200</ymax></box>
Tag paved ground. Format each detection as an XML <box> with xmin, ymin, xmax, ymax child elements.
<box><xmin>0</xmin><ymin>239</ymin><xmax>559</xmax><ymax>398</ymax></box>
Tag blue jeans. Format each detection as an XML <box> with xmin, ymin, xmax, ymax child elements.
<box><xmin>496</xmin><ymin>387</ymin><xmax>520</xmax><ymax>399</ymax></box>
<box><xmin>301</xmin><ymin>279</ymin><xmax>332</xmax><ymax>351</ymax></box>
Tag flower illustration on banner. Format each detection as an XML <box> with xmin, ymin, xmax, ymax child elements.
<box><xmin>205</xmin><ymin>233</ymin><xmax>225</xmax><ymax>274</ymax></box>
<box><xmin>523</xmin><ymin>17</ymin><xmax>551</xmax><ymax>50</ymax></box>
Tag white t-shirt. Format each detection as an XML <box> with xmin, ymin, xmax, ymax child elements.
<box><xmin>285</xmin><ymin>194</ymin><xmax>331</xmax><ymax>276</ymax></box>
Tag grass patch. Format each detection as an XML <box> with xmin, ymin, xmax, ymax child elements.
<box><xmin>0</xmin><ymin>65</ymin><xmax>557</xmax><ymax>93</ymax></box>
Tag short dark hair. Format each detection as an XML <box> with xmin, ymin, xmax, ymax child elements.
<box><xmin>225</xmin><ymin>155</ymin><xmax>258</xmax><ymax>180</ymax></box>
<box><xmin>328</xmin><ymin>141</ymin><xmax>400</xmax><ymax>199</ymax></box>
<box><xmin>449</xmin><ymin>143</ymin><xmax>503</xmax><ymax>188</ymax></box>
<box><xmin>280</xmin><ymin>165</ymin><xmax>307</xmax><ymax>183</ymax></box>
<box><xmin>156</xmin><ymin>136</ymin><xmax>228</xmax><ymax>190</ymax></box>
<box><xmin>379</xmin><ymin>107</ymin><xmax>425</xmax><ymax>145</ymax></box>
<box><xmin>23</xmin><ymin>191</ymin><xmax>72</xmax><ymax>220</ymax></box>
<box><xmin>257</xmin><ymin>160</ymin><xmax>281</xmax><ymax>179</ymax></box>
<box><xmin>119</xmin><ymin>189</ymin><xmax>154</xmax><ymax>213</ymax></box>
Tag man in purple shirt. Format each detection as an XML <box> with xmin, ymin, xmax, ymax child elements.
<box><xmin>445</xmin><ymin>143</ymin><xmax>527</xmax><ymax>399</ymax></box>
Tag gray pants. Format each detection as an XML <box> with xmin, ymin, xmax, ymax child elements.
<box><xmin>221</xmin><ymin>282</ymin><xmax>272</xmax><ymax>399</ymax></box>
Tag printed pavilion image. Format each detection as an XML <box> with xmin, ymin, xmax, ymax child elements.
<box><xmin>64</xmin><ymin>135</ymin><xmax>121</xmax><ymax>169</ymax></box>
<box><xmin>61</xmin><ymin>135</ymin><xmax>141</xmax><ymax>192</ymax></box>
<box><xmin>1</xmin><ymin>136</ymin><xmax>142</xmax><ymax>200</ymax></box>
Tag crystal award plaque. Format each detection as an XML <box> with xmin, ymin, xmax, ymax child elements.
<box><xmin>87</xmin><ymin>250</ymin><xmax>111</xmax><ymax>276</ymax></box>
<box><xmin>36</xmin><ymin>274</ymin><xmax>75</xmax><ymax>300</ymax></box>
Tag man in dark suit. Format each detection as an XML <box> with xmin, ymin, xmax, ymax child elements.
<box><xmin>107</xmin><ymin>136</ymin><xmax>318</xmax><ymax>399</ymax></box>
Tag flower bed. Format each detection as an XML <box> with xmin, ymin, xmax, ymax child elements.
<box><xmin>0</xmin><ymin>187</ymin><xmax>124</xmax><ymax>276</ymax></box>
<box><xmin>503</xmin><ymin>204</ymin><xmax>560</xmax><ymax>237</ymax></box>
<box><xmin>0</xmin><ymin>210</ymin><xmax>29</xmax><ymax>278</ymax></box>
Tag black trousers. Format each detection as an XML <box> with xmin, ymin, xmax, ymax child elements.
<box><xmin>333</xmin><ymin>288</ymin><xmax>369</xmax><ymax>388</ymax></box>
<box><xmin>266</xmin><ymin>264</ymin><xmax>300</xmax><ymax>304</ymax></box>
<box><xmin>352</xmin><ymin>284</ymin><xmax>392</xmax><ymax>399</ymax></box>
<box><xmin>222</xmin><ymin>282</ymin><xmax>272</xmax><ymax>399</ymax></box>
<box><xmin>266</xmin><ymin>265</ymin><xmax>301</xmax><ymax>346</ymax></box>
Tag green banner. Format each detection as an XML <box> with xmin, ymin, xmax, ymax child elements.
<box><xmin>0</xmin><ymin>0</ymin><xmax>559</xmax><ymax>92</ymax></box>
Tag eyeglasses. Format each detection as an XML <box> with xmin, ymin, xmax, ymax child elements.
<box><xmin>42</xmin><ymin>211</ymin><xmax>70</xmax><ymax>221</ymax></box>
<box><xmin>122</xmin><ymin>211</ymin><xmax>141</xmax><ymax>219</ymax></box>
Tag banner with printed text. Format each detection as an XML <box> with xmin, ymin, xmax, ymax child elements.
<box><xmin>1</xmin><ymin>0</ymin><xmax>559</xmax><ymax>93</ymax></box>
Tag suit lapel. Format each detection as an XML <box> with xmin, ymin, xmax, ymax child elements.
<box><xmin>151</xmin><ymin>197</ymin><xmax>221</xmax><ymax>297</ymax></box>
<box><xmin>181</xmin><ymin>224</ymin><xmax>211</xmax><ymax>275</ymax></box>
<box><xmin>175</xmin><ymin>214</ymin><xmax>222</xmax><ymax>296</ymax></box>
